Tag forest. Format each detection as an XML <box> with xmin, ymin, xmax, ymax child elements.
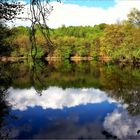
<box><xmin>0</xmin><ymin>8</ymin><xmax>140</xmax><ymax>64</ymax></box>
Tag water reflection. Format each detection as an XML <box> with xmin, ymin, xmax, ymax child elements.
<box><xmin>2</xmin><ymin>87</ymin><xmax>119</xmax><ymax>139</ymax></box>
<box><xmin>0</xmin><ymin>61</ymin><xmax>140</xmax><ymax>139</ymax></box>
<box><xmin>2</xmin><ymin>86</ymin><xmax>140</xmax><ymax>139</ymax></box>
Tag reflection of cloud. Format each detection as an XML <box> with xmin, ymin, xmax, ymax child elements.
<box><xmin>0</xmin><ymin>114</ymin><xmax>105</xmax><ymax>139</ymax></box>
<box><xmin>7</xmin><ymin>87</ymin><xmax>116</xmax><ymax>111</ymax></box>
<box><xmin>33</xmin><ymin>114</ymin><xmax>105</xmax><ymax>139</ymax></box>
<box><xmin>104</xmin><ymin>108</ymin><xmax>140</xmax><ymax>139</ymax></box>
<box><xmin>1</xmin><ymin>112</ymin><xmax>105</xmax><ymax>139</ymax></box>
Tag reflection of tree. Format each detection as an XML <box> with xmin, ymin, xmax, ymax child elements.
<box><xmin>0</xmin><ymin>62</ymin><xmax>12</xmax><ymax>88</ymax></box>
<box><xmin>0</xmin><ymin>87</ymin><xmax>10</xmax><ymax>139</ymax></box>
<box><xmin>0</xmin><ymin>61</ymin><xmax>49</xmax><ymax>95</ymax></box>
<box><xmin>30</xmin><ymin>60</ymin><xmax>48</xmax><ymax>96</ymax></box>
<box><xmin>0</xmin><ymin>86</ymin><xmax>21</xmax><ymax>139</ymax></box>
<box><xmin>99</xmin><ymin>64</ymin><xmax>140</xmax><ymax>115</ymax></box>
<box><xmin>127</xmin><ymin>89</ymin><xmax>140</xmax><ymax>116</ymax></box>
<box><xmin>102</xmin><ymin>130</ymin><xmax>118</xmax><ymax>139</ymax></box>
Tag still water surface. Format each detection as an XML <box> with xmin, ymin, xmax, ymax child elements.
<box><xmin>0</xmin><ymin>61</ymin><xmax>140</xmax><ymax>139</ymax></box>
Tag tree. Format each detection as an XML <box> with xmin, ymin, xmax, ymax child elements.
<box><xmin>0</xmin><ymin>23</ymin><xmax>10</xmax><ymax>56</ymax></box>
<box><xmin>100</xmin><ymin>24</ymin><xmax>125</xmax><ymax>59</ymax></box>
<box><xmin>0</xmin><ymin>0</ymin><xmax>61</xmax><ymax>59</ymax></box>
<box><xmin>27</xmin><ymin>0</ymin><xmax>61</xmax><ymax>60</ymax></box>
<box><xmin>127</xmin><ymin>8</ymin><xmax>140</xmax><ymax>26</ymax></box>
<box><xmin>0</xmin><ymin>0</ymin><xmax>24</xmax><ymax>56</ymax></box>
<box><xmin>0</xmin><ymin>0</ymin><xmax>23</xmax><ymax>21</ymax></box>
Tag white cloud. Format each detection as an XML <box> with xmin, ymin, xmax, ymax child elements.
<box><xmin>104</xmin><ymin>108</ymin><xmax>140</xmax><ymax>139</ymax></box>
<box><xmin>7</xmin><ymin>0</ymin><xmax>140</xmax><ymax>28</ymax></box>
<box><xmin>48</xmin><ymin>1</ymin><xmax>140</xmax><ymax>28</ymax></box>
<box><xmin>6</xmin><ymin>87</ymin><xmax>116</xmax><ymax>111</ymax></box>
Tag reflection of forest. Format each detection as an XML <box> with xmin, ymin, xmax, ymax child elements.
<box><xmin>0</xmin><ymin>61</ymin><xmax>140</xmax><ymax>115</ymax></box>
<box><xmin>0</xmin><ymin>88</ymin><xmax>10</xmax><ymax>139</ymax></box>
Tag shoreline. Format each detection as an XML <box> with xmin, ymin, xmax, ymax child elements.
<box><xmin>0</xmin><ymin>56</ymin><xmax>28</xmax><ymax>62</ymax></box>
<box><xmin>0</xmin><ymin>56</ymin><xmax>140</xmax><ymax>66</ymax></box>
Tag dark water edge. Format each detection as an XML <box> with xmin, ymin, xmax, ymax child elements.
<box><xmin>1</xmin><ymin>59</ymin><xmax>140</xmax><ymax>88</ymax></box>
<box><xmin>0</xmin><ymin>60</ymin><xmax>140</xmax><ymax>139</ymax></box>
<box><xmin>1</xmin><ymin>56</ymin><xmax>140</xmax><ymax>66</ymax></box>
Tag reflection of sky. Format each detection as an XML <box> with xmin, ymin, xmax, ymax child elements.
<box><xmin>4</xmin><ymin>86</ymin><xmax>140</xmax><ymax>139</ymax></box>
<box><xmin>7</xmin><ymin>87</ymin><xmax>117</xmax><ymax>111</ymax></box>
<box><xmin>7</xmin><ymin>103</ymin><xmax>117</xmax><ymax>139</ymax></box>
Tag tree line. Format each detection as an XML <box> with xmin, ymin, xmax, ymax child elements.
<box><xmin>0</xmin><ymin>8</ymin><xmax>140</xmax><ymax>63</ymax></box>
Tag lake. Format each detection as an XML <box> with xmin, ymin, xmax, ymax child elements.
<box><xmin>0</xmin><ymin>60</ymin><xmax>140</xmax><ymax>139</ymax></box>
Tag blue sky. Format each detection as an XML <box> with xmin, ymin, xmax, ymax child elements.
<box><xmin>25</xmin><ymin>0</ymin><xmax>116</xmax><ymax>9</ymax></box>
<box><xmin>62</xmin><ymin>0</ymin><xmax>116</xmax><ymax>9</ymax></box>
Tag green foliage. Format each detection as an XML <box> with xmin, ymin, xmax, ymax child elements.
<box><xmin>100</xmin><ymin>24</ymin><xmax>125</xmax><ymax>58</ymax></box>
<box><xmin>0</xmin><ymin>23</ymin><xmax>12</xmax><ymax>56</ymax></box>
<box><xmin>0</xmin><ymin>0</ymin><xmax>24</xmax><ymax>21</ymax></box>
